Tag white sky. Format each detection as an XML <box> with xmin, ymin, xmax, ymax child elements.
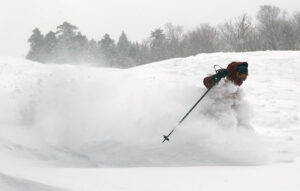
<box><xmin>0</xmin><ymin>0</ymin><xmax>299</xmax><ymax>57</ymax></box>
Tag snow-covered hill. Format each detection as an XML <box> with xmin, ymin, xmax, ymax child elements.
<box><xmin>0</xmin><ymin>51</ymin><xmax>299</xmax><ymax>190</ymax></box>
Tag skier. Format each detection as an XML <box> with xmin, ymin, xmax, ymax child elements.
<box><xmin>162</xmin><ymin>62</ymin><xmax>249</xmax><ymax>142</ymax></box>
<box><xmin>203</xmin><ymin>62</ymin><xmax>248</xmax><ymax>88</ymax></box>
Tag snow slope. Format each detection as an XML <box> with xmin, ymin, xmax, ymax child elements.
<box><xmin>0</xmin><ymin>51</ymin><xmax>299</xmax><ymax>190</ymax></box>
<box><xmin>0</xmin><ymin>172</ymin><xmax>66</xmax><ymax>191</ymax></box>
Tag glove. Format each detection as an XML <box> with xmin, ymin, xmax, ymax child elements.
<box><xmin>216</xmin><ymin>68</ymin><xmax>229</xmax><ymax>78</ymax></box>
<box><xmin>212</xmin><ymin>69</ymin><xmax>228</xmax><ymax>84</ymax></box>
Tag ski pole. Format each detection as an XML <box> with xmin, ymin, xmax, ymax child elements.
<box><xmin>162</xmin><ymin>84</ymin><xmax>214</xmax><ymax>143</ymax></box>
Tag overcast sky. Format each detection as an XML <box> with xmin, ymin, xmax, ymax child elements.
<box><xmin>0</xmin><ymin>0</ymin><xmax>299</xmax><ymax>58</ymax></box>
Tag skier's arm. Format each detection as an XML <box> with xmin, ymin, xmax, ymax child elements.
<box><xmin>203</xmin><ymin>69</ymin><xmax>228</xmax><ymax>88</ymax></box>
<box><xmin>203</xmin><ymin>76</ymin><xmax>214</xmax><ymax>88</ymax></box>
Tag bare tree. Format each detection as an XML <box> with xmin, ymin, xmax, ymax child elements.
<box><xmin>293</xmin><ymin>12</ymin><xmax>300</xmax><ymax>49</ymax></box>
<box><xmin>256</xmin><ymin>5</ymin><xmax>284</xmax><ymax>50</ymax></box>
<box><xmin>164</xmin><ymin>23</ymin><xmax>185</xmax><ymax>57</ymax></box>
<box><xmin>219</xmin><ymin>14</ymin><xmax>256</xmax><ymax>51</ymax></box>
<box><xmin>278</xmin><ymin>18</ymin><xmax>298</xmax><ymax>50</ymax></box>
<box><xmin>186</xmin><ymin>24</ymin><xmax>219</xmax><ymax>55</ymax></box>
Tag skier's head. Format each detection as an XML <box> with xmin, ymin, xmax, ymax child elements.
<box><xmin>236</xmin><ymin>62</ymin><xmax>248</xmax><ymax>81</ymax></box>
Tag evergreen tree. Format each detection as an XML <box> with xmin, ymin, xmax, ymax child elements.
<box><xmin>56</xmin><ymin>22</ymin><xmax>78</xmax><ymax>40</ymax></box>
<box><xmin>150</xmin><ymin>28</ymin><xmax>167</xmax><ymax>62</ymax></box>
<box><xmin>137</xmin><ymin>41</ymin><xmax>151</xmax><ymax>65</ymax></box>
<box><xmin>128</xmin><ymin>42</ymin><xmax>140</xmax><ymax>65</ymax></box>
<box><xmin>116</xmin><ymin>31</ymin><xmax>134</xmax><ymax>67</ymax></box>
<box><xmin>99</xmin><ymin>33</ymin><xmax>116</xmax><ymax>66</ymax></box>
<box><xmin>87</xmin><ymin>39</ymin><xmax>99</xmax><ymax>63</ymax></box>
<box><xmin>73</xmin><ymin>32</ymin><xmax>89</xmax><ymax>63</ymax></box>
<box><xmin>150</xmin><ymin>28</ymin><xmax>166</xmax><ymax>48</ymax></box>
<box><xmin>43</xmin><ymin>31</ymin><xmax>57</xmax><ymax>62</ymax></box>
<box><xmin>55</xmin><ymin>22</ymin><xmax>78</xmax><ymax>62</ymax></box>
<box><xmin>26</xmin><ymin>28</ymin><xmax>45</xmax><ymax>62</ymax></box>
<box><xmin>117</xmin><ymin>32</ymin><xmax>130</xmax><ymax>52</ymax></box>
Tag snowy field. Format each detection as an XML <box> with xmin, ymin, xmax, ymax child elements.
<box><xmin>0</xmin><ymin>51</ymin><xmax>299</xmax><ymax>190</ymax></box>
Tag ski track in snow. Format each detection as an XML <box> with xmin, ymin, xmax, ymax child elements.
<box><xmin>0</xmin><ymin>52</ymin><xmax>299</xmax><ymax>169</ymax></box>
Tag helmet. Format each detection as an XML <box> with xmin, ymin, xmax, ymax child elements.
<box><xmin>236</xmin><ymin>62</ymin><xmax>248</xmax><ymax>81</ymax></box>
<box><xmin>236</xmin><ymin>62</ymin><xmax>248</xmax><ymax>75</ymax></box>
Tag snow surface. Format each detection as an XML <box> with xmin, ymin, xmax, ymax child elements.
<box><xmin>0</xmin><ymin>172</ymin><xmax>66</xmax><ymax>191</ymax></box>
<box><xmin>0</xmin><ymin>51</ymin><xmax>299</xmax><ymax>190</ymax></box>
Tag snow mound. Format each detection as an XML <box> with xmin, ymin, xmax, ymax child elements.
<box><xmin>0</xmin><ymin>51</ymin><xmax>299</xmax><ymax>167</ymax></box>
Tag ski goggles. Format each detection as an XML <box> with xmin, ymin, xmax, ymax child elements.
<box><xmin>236</xmin><ymin>72</ymin><xmax>247</xmax><ymax>81</ymax></box>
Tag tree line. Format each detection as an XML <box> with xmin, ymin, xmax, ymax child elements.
<box><xmin>26</xmin><ymin>5</ymin><xmax>300</xmax><ymax>68</ymax></box>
